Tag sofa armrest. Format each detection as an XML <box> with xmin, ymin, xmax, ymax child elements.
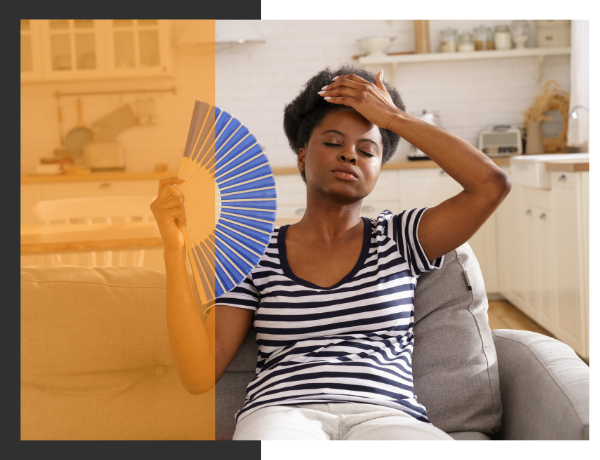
<box><xmin>491</xmin><ymin>329</ymin><xmax>589</xmax><ymax>440</ymax></box>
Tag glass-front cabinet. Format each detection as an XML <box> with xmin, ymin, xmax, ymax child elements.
<box><xmin>39</xmin><ymin>20</ymin><xmax>106</xmax><ymax>80</ymax></box>
<box><xmin>104</xmin><ymin>20</ymin><xmax>171</xmax><ymax>77</ymax></box>
<box><xmin>20</xmin><ymin>20</ymin><xmax>43</xmax><ymax>81</ymax></box>
<box><xmin>21</xmin><ymin>20</ymin><xmax>171</xmax><ymax>82</ymax></box>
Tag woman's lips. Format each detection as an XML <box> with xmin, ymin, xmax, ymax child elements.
<box><xmin>332</xmin><ymin>170</ymin><xmax>358</xmax><ymax>181</ymax></box>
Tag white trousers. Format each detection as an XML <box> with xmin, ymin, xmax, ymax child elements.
<box><xmin>232</xmin><ymin>403</ymin><xmax>455</xmax><ymax>440</ymax></box>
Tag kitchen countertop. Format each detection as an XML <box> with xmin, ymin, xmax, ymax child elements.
<box><xmin>20</xmin><ymin>158</ymin><xmax>512</xmax><ymax>183</ymax></box>
<box><xmin>545</xmin><ymin>158</ymin><xmax>589</xmax><ymax>172</ymax></box>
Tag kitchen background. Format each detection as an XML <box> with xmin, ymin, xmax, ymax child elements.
<box><xmin>20</xmin><ymin>19</ymin><xmax>576</xmax><ymax>172</ymax></box>
<box><xmin>20</xmin><ymin>20</ymin><xmax>589</xmax><ymax>364</ymax></box>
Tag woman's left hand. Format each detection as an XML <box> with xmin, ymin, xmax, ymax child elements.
<box><xmin>318</xmin><ymin>71</ymin><xmax>402</xmax><ymax>130</ymax></box>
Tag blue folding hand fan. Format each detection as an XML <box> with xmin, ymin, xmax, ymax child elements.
<box><xmin>177</xmin><ymin>101</ymin><xmax>277</xmax><ymax>304</ymax></box>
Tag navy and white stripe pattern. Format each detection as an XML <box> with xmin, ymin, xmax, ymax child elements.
<box><xmin>215</xmin><ymin>208</ymin><xmax>444</xmax><ymax>425</ymax></box>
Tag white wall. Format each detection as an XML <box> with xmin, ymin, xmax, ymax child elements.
<box><xmin>20</xmin><ymin>20</ymin><xmax>570</xmax><ymax>173</ymax></box>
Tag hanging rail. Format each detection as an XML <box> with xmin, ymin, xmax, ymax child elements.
<box><xmin>55</xmin><ymin>86</ymin><xmax>177</xmax><ymax>99</ymax></box>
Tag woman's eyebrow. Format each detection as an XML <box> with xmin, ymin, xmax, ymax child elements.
<box><xmin>320</xmin><ymin>129</ymin><xmax>380</xmax><ymax>149</ymax></box>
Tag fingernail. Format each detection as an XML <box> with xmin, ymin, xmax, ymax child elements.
<box><xmin>318</xmin><ymin>91</ymin><xmax>326</xmax><ymax>95</ymax></box>
<box><xmin>324</xmin><ymin>96</ymin><xmax>331</xmax><ymax>100</ymax></box>
<box><xmin>177</xmin><ymin>177</ymin><xmax>186</xmax><ymax>181</ymax></box>
<box><xmin>381</xmin><ymin>69</ymin><xmax>384</xmax><ymax>80</ymax></box>
<box><xmin>332</xmin><ymin>76</ymin><xmax>339</xmax><ymax>81</ymax></box>
<box><xmin>321</xmin><ymin>85</ymin><xmax>328</xmax><ymax>90</ymax></box>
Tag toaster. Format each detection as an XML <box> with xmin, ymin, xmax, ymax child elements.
<box><xmin>83</xmin><ymin>141</ymin><xmax>126</xmax><ymax>171</ymax></box>
<box><xmin>478</xmin><ymin>125</ymin><xmax>523</xmax><ymax>157</ymax></box>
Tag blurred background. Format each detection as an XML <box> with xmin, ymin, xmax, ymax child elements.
<box><xmin>20</xmin><ymin>20</ymin><xmax>589</xmax><ymax>363</ymax></box>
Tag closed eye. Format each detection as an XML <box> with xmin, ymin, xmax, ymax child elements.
<box><xmin>324</xmin><ymin>143</ymin><xmax>373</xmax><ymax>157</ymax></box>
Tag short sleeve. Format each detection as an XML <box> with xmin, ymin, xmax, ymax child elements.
<box><xmin>394</xmin><ymin>207</ymin><xmax>444</xmax><ymax>278</ymax></box>
<box><xmin>214</xmin><ymin>274</ymin><xmax>260</xmax><ymax>312</ymax></box>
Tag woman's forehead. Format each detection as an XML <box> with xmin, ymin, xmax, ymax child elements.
<box><xmin>317</xmin><ymin>109</ymin><xmax>382</xmax><ymax>143</ymax></box>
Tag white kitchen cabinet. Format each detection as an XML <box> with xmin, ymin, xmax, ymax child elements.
<box><xmin>397</xmin><ymin>167</ymin><xmax>498</xmax><ymax>294</ymax></box>
<box><xmin>104</xmin><ymin>20</ymin><xmax>171</xmax><ymax>78</ymax></box>
<box><xmin>40</xmin><ymin>180</ymin><xmax>158</xmax><ymax>203</ymax></box>
<box><xmin>20</xmin><ymin>20</ymin><xmax>43</xmax><ymax>82</ymax></box>
<box><xmin>550</xmin><ymin>171</ymin><xmax>588</xmax><ymax>358</ymax></box>
<box><xmin>39</xmin><ymin>20</ymin><xmax>107</xmax><ymax>81</ymax></box>
<box><xmin>22</xmin><ymin>20</ymin><xmax>172</xmax><ymax>83</ymax></box>
<box><xmin>496</xmin><ymin>170</ymin><xmax>589</xmax><ymax>360</ymax></box>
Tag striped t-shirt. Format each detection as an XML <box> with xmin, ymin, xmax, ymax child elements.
<box><xmin>215</xmin><ymin>208</ymin><xmax>444</xmax><ymax>425</ymax></box>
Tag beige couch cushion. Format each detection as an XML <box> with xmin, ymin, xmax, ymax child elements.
<box><xmin>21</xmin><ymin>265</ymin><xmax>214</xmax><ymax>440</ymax></box>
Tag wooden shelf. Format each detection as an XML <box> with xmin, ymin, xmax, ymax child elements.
<box><xmin>358</xmin><ymin>47</ymin><xmax>571</xmax><ymax>84</ymax></box>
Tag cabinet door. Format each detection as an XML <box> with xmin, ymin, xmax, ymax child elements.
<box><xmin>104</xmin><ymin>20</ymin><xmax>171</xmax><ymax>78</ymax></box>
<box><xmin>532</xmin><ymin>206</ymin><xmax>556</xmax><ymax>332</ymax></box>
<box><xmin>20</xmin><ymin>20</ymin><xmax>43</xmax><ymax>82</ymax></box>
<box><xmin>552</xmin><ymin>172</ymin><xmax>587</xmax><ymax>357</ymax></box>
<box><xmin>40</xmin><ymin>20</ymin><xmax>106</xmax><ymax>80</ymax></box>
<box><xmin>40</xmin><ymin>180</ymin><xmax>159</xmax><ymax>203</ymax></box>
<box><xmin>398</xmin><ymin>168</ymin><xmax>462</xmax><ymax>210</ymax></box>
<box><xmin>495</xmin><ymin>174</ymin><xmax>516</xmax><ymax>297</ymax></box>
<box><xmin>516</xmin><ymin>200</ymin><xmax>535</xmax><ymax>319</ymax></box>
<box><xmin>580</xmin><ymin>172</ymin><xmax>589</xmax><ymax>357</ymax></box>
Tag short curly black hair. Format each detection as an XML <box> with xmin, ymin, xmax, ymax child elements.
<box><xmin>283</xmin><ymin>63</ymin><xmax>405</xmax><ymax>183</ymax></box>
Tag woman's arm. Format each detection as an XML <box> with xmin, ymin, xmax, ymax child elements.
<box><xmin>318</xmin><ymin>71</ymin><xmax>511</xmax><ymax>262</ymax></box>
<box><xmin>387</xmin><ymin>112</ymin><xmax>511</xmax><ymax>261</ymax></box>
<box><xmin>164</xmin><ymin>249</ymin><xmax>254</xmax><ymax>394</ymax></box>
<box><xmin>152</xmin><ymin>177</ymin><xmax>253</xmax><ymax>394</ymax></box>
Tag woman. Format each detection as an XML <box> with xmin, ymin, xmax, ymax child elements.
<box><xmin>150</xmin><ymin>64</ymin><xmax>511</xmax><ymax>440</ymax></box>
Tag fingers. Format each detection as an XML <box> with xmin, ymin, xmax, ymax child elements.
<box><xmin>157</xmin><ymin>177</ymin><xmax>186</xmax><ymax>197</ymax></box>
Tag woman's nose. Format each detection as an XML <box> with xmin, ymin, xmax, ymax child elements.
<box><xmin>339</xmin><ymin>152</ymin><xmax>357</xmax><ymax>163</ymax></box>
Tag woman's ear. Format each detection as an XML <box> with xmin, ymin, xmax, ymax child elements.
<box><xmin>298</xmin><ymin>147</ymin><xmax>306</xmax><ymax>172</ymax></box>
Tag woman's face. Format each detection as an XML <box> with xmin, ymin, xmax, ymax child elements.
<box><xmin>298</xmin><ymin>107</ymin><xmax>383</xmax><ymax>202</ymax></box>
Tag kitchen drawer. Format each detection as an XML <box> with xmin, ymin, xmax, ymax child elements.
<box><xmin>274</xmin><ymin>174</ymin><xmax>306</xmax><ymax>206</ymax></box>
<box><xmin>41</xmin><ymin>180</ymin><xmax>159</xmax><ymax>200</ymax></box>
<box><xmin>550</xmin><ymin>171</ymin><xmax>579</xmax><ymax>189</ymax></box>
<box><xmin>521</xmin><ymin>185</ymin><xmax>552</xmax><ymax>209</ymax></box>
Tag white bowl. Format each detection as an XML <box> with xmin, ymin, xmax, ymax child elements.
<box><xmin>358</xmin><ymin>36</ymin><xmax>396</xmax><ymax>58</ymax></box>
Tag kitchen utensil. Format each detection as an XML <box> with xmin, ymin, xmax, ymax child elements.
<box><xmin>413</xmin><ymin>20</ymin><xmax>430</xmax><ymax>54</ymax></box>
<box><xmin>511</xmin><ymin>21</ymin><xmax>530</xmax><ymax>49</ymax></box>
<box><xmin>91</xmin><ymin>104</ymin><xmax>138</xmax><ymax>141</ymax></box>
<box><xmin>408</xmin><ymin>110</ymin><xmax>439</xmax><ymax>160</ymax></box>
<box><xmin>177</xmin><ymin>100</ymin><xmax>276</xmax><ymax>304</ymax></box>
<box><xmin>65</xmin><ymin>98</ymin><xmax>93</xmax><ymax>158</ymax></box>
<box><xmin>53</xmin><ymin>104</ymin><xmax>71</xmax><ymax>158</ymax></box>
<box><xmin>357</xmin><ymin>36</ymin><xmax>396</xmax><ymax>58</ymax></box>
<box><xmin>478</xmin><ymin>125</ymin><xmax>522</xmax><ymax>157</ymax></box>
<box><xmin>82</xmin><ymin>141</ymin><xmax>126</xmax><ymax>171</ymax></box>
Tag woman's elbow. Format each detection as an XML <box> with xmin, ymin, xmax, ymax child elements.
<box><xmin>487</xmin><ymin>170</ymin><xmax>512</xmax><ymax>203</ymax></box>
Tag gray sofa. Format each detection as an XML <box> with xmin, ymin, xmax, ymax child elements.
<box><xmin>21</xmin><ymin>243</ymin><xmax>589</xmax><ymax>440</ymax></box>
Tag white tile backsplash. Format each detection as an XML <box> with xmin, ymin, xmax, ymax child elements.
<box><xmin>21</xmin><ymin>20</ymin><xmax>570</xmax><ymax>173</ymax></box>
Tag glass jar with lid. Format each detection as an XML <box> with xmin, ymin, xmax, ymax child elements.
<box><xmin>494</xmin><ymin>25</ymin><xmax>512</xmax><ymax>50</ymax></box>
<box><xmin>473</xmin><ymin>25</ymin><xmax>494</xmax><ymax>50</ymax></box>
<box><xmin>439</xmin><ymin>28</ymin><xmax>458</xmax><ymax>52</ymax></box>
<box><xmin>458</xmin><ymin>31</ymin><xmax>475</xmax><ymax>52</ymax></box>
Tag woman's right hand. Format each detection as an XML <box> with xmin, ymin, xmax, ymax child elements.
<box><xmin>150</xmin><ymin>177</ymin><xmax>187</xmax><ymax>253</ymax></box>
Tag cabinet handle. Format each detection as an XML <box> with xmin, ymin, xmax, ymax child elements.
<box><xmin>99</xmin><ymin>183</ymin><xmax>113</xmax><ymax>189</ymax></box>
<box><xmin>539</xmin><ymin>213</ymin><xmax>546</xmax><ymax>220</ymax></box>
<box><xmin>361</xmin><ymin>205</ymin><xmax>375</xmax><ymax>212</ymax></box>
<box><xmin>295</xmin><ymin>207</ymin><xmax>306</xmax><ymax>215</ymax></box>
<box><xmin>558</xmin><ymin>174</ymin><xmax>567</xmax><ymax>182</ymax></box>
<box><xmin>525</xmin><ymin>209</ymin><xmax>532</xmax><ymax>216</ymax></box>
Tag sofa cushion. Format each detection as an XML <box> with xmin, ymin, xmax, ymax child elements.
<box><xmin>412</xmin><ymin>243</ymin><xmax>502</xmax><ymax>436</ymax></box>
<box><xmin>21</xmin><ymin>265</ymin><xmax>215</xmax><ymax>440</ymax></box>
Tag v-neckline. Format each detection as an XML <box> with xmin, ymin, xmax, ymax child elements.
<box><xmin>278</xmin><ymin>217</ymin><xmax>371</xmax><ymax>290</ymax></box>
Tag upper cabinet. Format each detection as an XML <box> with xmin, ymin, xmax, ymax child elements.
<box><xmin>104</xmin><ymin>20</ymin><xmax>171</xmax><ymax>78</ymax></box>
<box><xmin>40</xmin><ymin>20</ymin><xmax>107</xmax><ymax>81</ymax></box>
<box><xmin>20</xmin><ymin>20</ymin><xmax>43</xmax><ymax>81</ymax></box>
<box><xmin>21</xmin><ymin>20</ymin><xmax>172</xmax><ymax>83</ymax></box>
